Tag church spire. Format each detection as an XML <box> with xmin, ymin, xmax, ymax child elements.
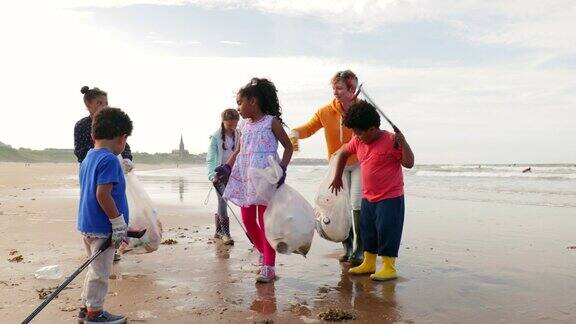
<box><xmin>179</xmin><ymin>134</ymin><xmax>185</xmax><ymax>158</ymax></box>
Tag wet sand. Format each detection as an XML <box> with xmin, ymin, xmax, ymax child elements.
<box><xmin>1</xmin><ymin>162</ymin><xmax>576</xmax><ymax>323</ymax></box>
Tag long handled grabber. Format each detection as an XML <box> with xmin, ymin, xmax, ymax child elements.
<box><xmin>356</xmin><ymin>83</ymin><xmax>400</xmax><ymax>133</ymax></box>
<box><xmin>212</xmin><ymin>182</ymin><xmax>254</xmax><ymax>246</ymax></box>
<box><xmin>356</xmin><ymin>83</ymin><xmax>401</xmax><ymax>148</ymax></box>
<box><xmin>22</xmin><ymin>229</ymin><xmax>147</xmax><ymax>324</ymax></box>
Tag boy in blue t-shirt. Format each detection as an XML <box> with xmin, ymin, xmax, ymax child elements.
<box><xmin>77</xmin><ymin>107</ymin><xmax>132</xmax><ymax>324</ymax></box>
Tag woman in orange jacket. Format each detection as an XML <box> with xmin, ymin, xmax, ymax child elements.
<box><xmin>290</xmin><ymin>70</ymin><xmax>363</xmax><ymax>265</ymax></box>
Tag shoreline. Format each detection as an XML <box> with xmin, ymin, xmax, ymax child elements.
<box><xmin>1</xmin><ymin>162</ymin><xmax>576</xmax><ymax>323</ymax></box>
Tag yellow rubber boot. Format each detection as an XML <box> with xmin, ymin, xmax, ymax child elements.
<box><xmin>349</xmin><ymin>252</ymin><xmax>376</xmax><ymax>275</ymax></box>
<box><xmin>370</xmin><ymin>256</ymin><xmax>398</xmax><ymax>281</ymax></box>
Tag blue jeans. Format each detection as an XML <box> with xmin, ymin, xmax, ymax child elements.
<box><xmin>360</xmin><ymin>196</ymin><xmax>405</xmax><ymax>257</ymax></box>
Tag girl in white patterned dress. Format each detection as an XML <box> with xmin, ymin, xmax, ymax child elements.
<box><xmin>215</xmin><ymin>78</ymin><xmax>293</xmax><ymax>283</ymax></box>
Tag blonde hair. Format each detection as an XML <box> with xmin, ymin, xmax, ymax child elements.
<box><xmin>331</xmin><ymin>70</ymin><xmax>358</xmax><ymax>91</ymax></box>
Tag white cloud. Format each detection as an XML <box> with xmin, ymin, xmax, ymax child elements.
<box><xmin>27</xmin><ymin>1</ymin><xmax>576</xmax><ymax>51</ymax></box>
<box><xmin>471</xmin><ymin>5</ymin><xmax>576</xmax><ymax>51</ymax></box>
<box><xmin>146</xmin><ymin>31</ymin><xmax>201</xmax><ymax>46</ymax></box>
<box><xmin>0</xmin><ymin>1</ymin><xmax>574</xmax><ymax>163</ymax></box>
<box><xmin>219</xmin><ymin>40</ymin><xmax>243</xmax><ymax>46</ymax></box>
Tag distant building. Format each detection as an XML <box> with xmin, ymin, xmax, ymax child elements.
<box><xmin>171</xmin><ymin>135</ymin><xmax>189</xmax><ymax>158</ymax></box>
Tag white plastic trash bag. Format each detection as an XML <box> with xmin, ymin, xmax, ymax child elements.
<box><xmin>247</xmin><ymin>158</ymin><xmax>284</xmax><ymax>204</ymax></box>
<box><xmin>251</xmin><ymin>157</ymin><xmax>315</xmax><ymax>256</ymax></box>
<box><xmin>118</xmin><ymin>156</ymin><xmax>163</xmax><ymax>254</ymax></box>
<box><xmin>314</xmin><ymin>158</ymin><xmax>352</xmax><ymax>242</ymax></box>
<box><xmin>34</xmin><ymin>265</ymin><xmax>63</xmax><ymax>280</ymax></box>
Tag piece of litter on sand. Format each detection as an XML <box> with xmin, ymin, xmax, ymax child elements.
<box><xmin>60</xmin><ymin>306</ymin><xmax>77</xmax><ymax>312</ymax></box>
<box><xmin>287</xmin><ymin>303</ymin><xmax>312</xmax><ymax>317</ymax></box>
<box><xmin>9</xmin><ymin>250</ymin><xmax>18</xmax><ymax>256</ymax></box>
<box><xmin>35</xmin><ymin>265</ymin><xmax>63</xmax><ymax>279</ymax></box>
<box><xmin>567</xmin><ymin>246</ymin><xmax>576</xmax><ymax>250</ymax></box>
<box><xmin>36</xmin><ymin>286</ymin><xmax>70</xmax><ymax>299</ymax></box>
<box><xmin>8</xmin><ymin>255</ymin><xmax>24</xmax><ymax>263</ymax></box>
<box><xmin>161</xmin><ymin>239</ymin><xmax>178</xmax><ymax>245</ymax></box>
<box><xmin>318</xmin><ymin>308</ymin><xmax>357</xmax><ymax>321</ymax></box>
<box><xmin>253</xmin><ymin>320</ymin><xmax>274</xmax><ymax>324</ymax></box>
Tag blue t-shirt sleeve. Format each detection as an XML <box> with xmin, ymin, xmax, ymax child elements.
<box><xmin>96</xmin><ymin>155</ymin><xmax>122</xmax><ymax>185</ymax></box>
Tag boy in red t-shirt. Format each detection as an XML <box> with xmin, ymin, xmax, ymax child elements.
<box><xmin>330</xmin><ymin>100</ymin><xmax>414</xmax><ymax>281</ymax></box>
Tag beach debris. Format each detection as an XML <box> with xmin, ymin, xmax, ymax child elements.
<box><xmin>34</xmin><ymin>265</ymin><xmax>63</xmax><ymax>280</ymax></box>
<box><xmin>0</xmin><ymin>280</ymin><xmax>20</xmax><ymax>287</ymax></box>
<box><xmin>287</xmin><ymin>302</ymin><xmax>312</xmax><ymax>317</ymax></box>
<box><xmin>161</xmin><ymin>239</ymin><xmax>178</xmax><ymax>245</ymax></box>
<box><xmin>60</xmin><ymin>306</ymin><xmax>77</xmax><ymax>312</ymax></box>
<box><xmin>9</xmin><ymin>249</ymin><xmax>18</xmax><ymax>256</ymax></box>
<box><xmin>567</xmin><ymin>246</ymin><xmax>576</xmax><ymax>250</ymax></box>
<box><xmin>223</xmin><ymin>297</ymin><xmax>242</xmax><ymax>305</ymax></box>
<box><xmin>318</xmin><ymin>308</ymin><xmax>357</xmax><ymax>321</ymax></box>
<box><xmin>253</xmin><ymin>320</ymin><xmax>273</xmax><ymax>324</ymax></box>
<box><xmin>36</xmin><ymin>286</ymin><xmax>69</xmax><ymax>299</ymax></box>
<box><xmin>8</xmin><ymin>254</ymin><xmax>24</xmax><ymax>263</ymax></box>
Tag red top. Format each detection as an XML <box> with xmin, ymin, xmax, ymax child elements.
<box><xmin>346</xmin><ymin>131</ymin><xmax>404</xmax><ymax>202</ymax></box>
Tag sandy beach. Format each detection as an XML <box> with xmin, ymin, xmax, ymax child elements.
<box><xmin>1</xmin><ymin>162</ymin><xmax>576</xmax><ymax>323</ymax></box>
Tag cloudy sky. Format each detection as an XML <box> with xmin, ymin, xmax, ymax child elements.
<box><xmin>0</xmin><ymin>1</ymin><xmax>574</xmax><ymax>164</ymax></box>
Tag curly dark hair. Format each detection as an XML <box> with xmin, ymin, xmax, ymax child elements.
<box><xmin>81</xmin><ymin>86</ymin><xmax>107</xmax><ymax>104</ymax></box>
<box><xmin>343</xmin><ymin>100</ymin><xmax>380</xmax><ymax>131</ymax></box>
<box><xmin>92</xmin><ymin>107</ymin><xmax>133</xmax><ymax>140</ymax></box>
<box><xmin>238</xmin><ymin>77</ymin><xmax>284</xmax><ymax>125</ymax></box>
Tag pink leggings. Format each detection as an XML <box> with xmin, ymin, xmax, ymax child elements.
<box><xmin>241</xmin><ymin>205</ymin><xmax>275</xmax><ymax>267</ymax></box>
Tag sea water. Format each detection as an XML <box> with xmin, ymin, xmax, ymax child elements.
<box><xmin>135</xmin><ymin>164</ymin><xmax>576</xmax><ymax>209</ymax></box>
